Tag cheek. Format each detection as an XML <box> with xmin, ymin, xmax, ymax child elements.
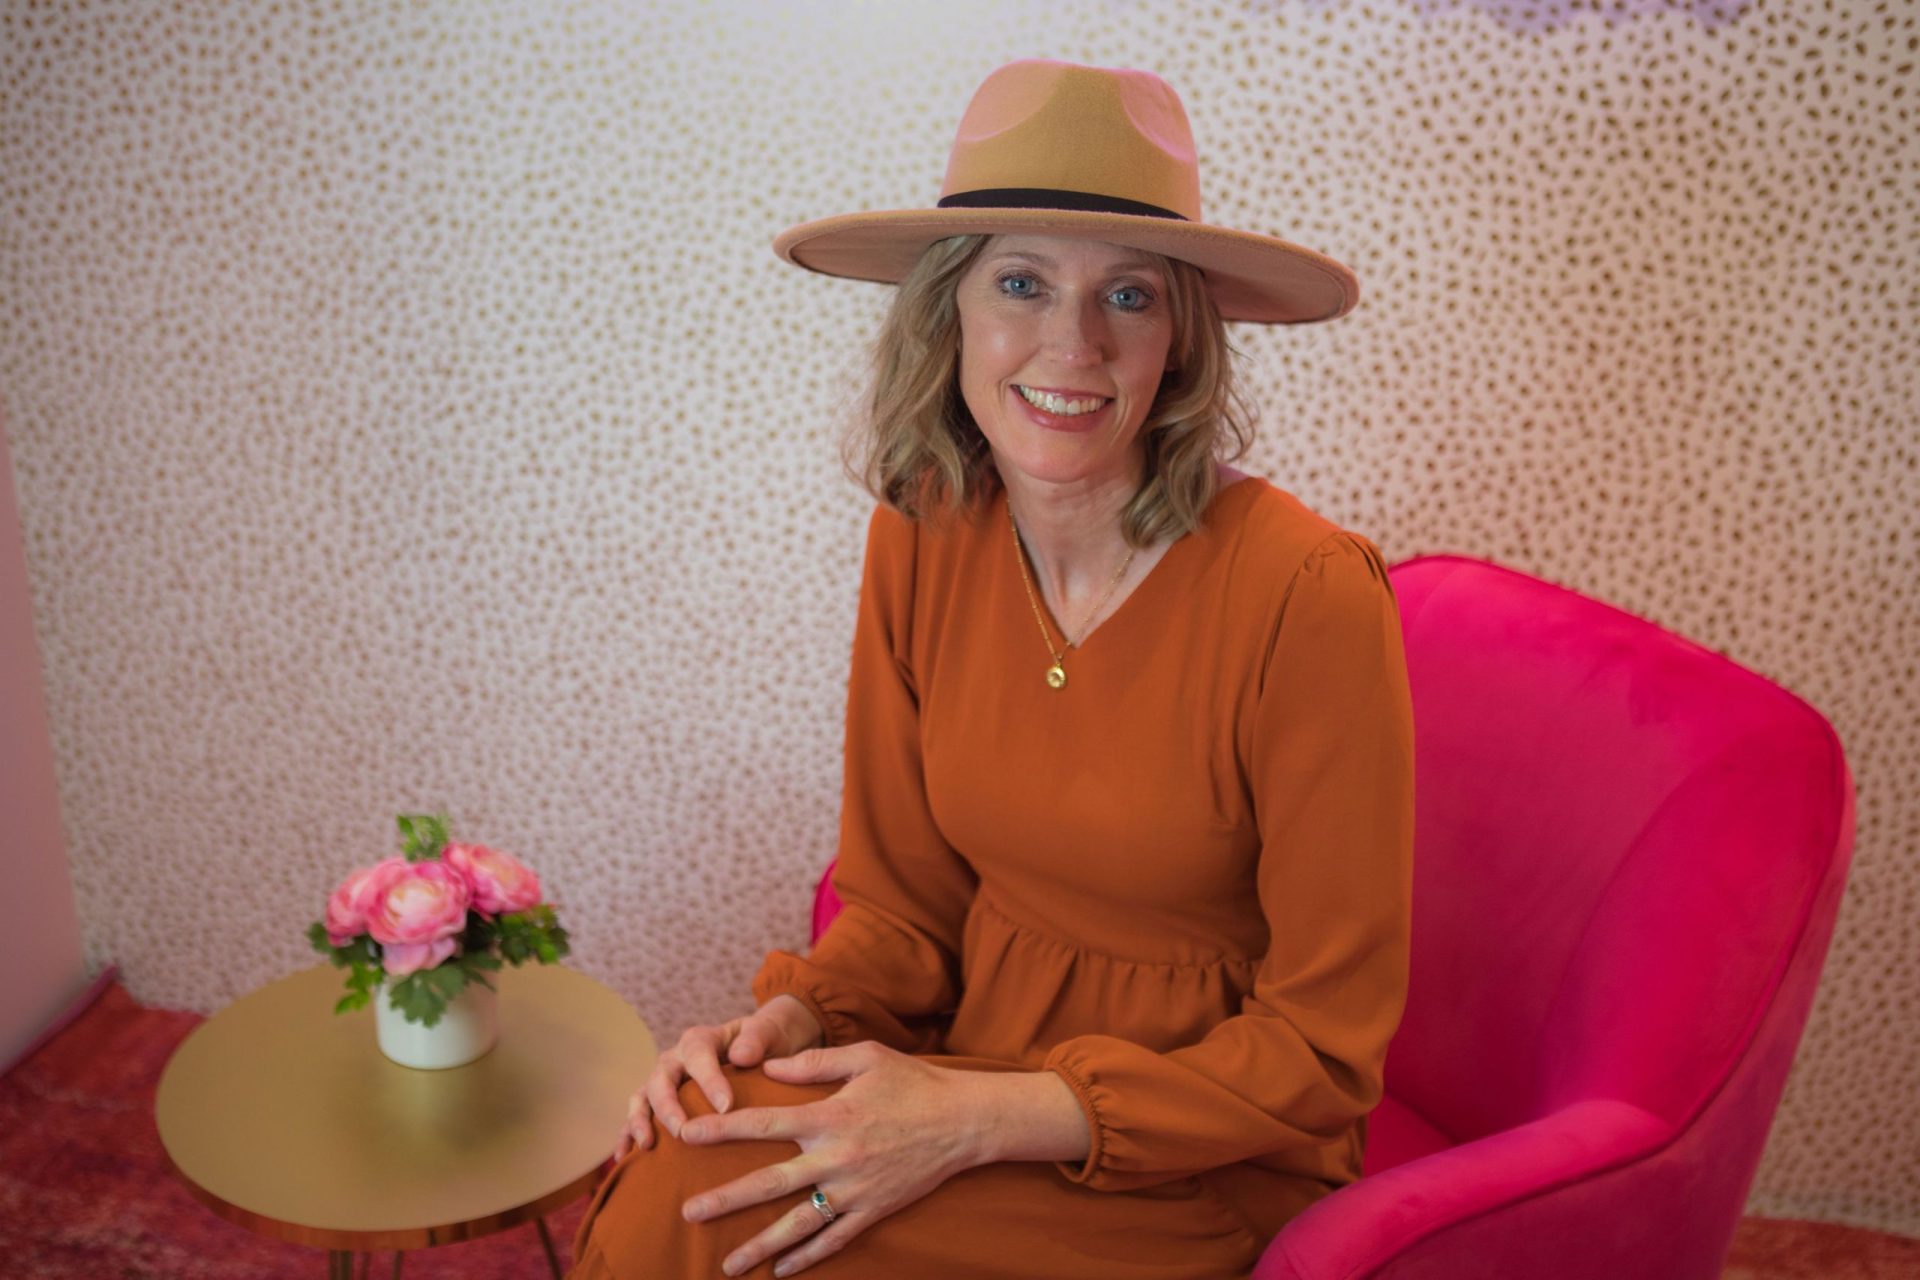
<box><xmin>1122</xmin><ymin>333</ymin><xmax>1175</xmax><ymax>405</ymax></box>
<box><xmin>956</xmin><ymin>322</ymin><xmax>1009</xmax><ymax>418</ymax></box>
<box><xmin>959</xmin><ymin>292</ymin><xmax>1039</xmax><ymax>360</ymax></box>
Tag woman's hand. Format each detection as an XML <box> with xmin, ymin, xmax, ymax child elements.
<box><xmin>614</xmin><ymin>994</ymin><xmax>823</xmax><ymax>1160</ymax></box>
<box><xmin>675</xmin><ymin>1042</ymin><xmax>1004</xmax><ymax>1277</ymax></box>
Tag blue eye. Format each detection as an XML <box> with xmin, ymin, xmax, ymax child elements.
<box><xmin>997</xmin><ymin>272</ymin><xmax>1039</xmax><ymax>299</ymax></box>
<box><xmin>1109</xmin><ymin>286</ymin><xmax>1151</xmax><ymax>312</ymax></box>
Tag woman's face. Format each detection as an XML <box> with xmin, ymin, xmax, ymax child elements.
<box><xmin>954</xmin><ymin>234</ymin><xmax>1176</xmax><ymax>496</ymax></box>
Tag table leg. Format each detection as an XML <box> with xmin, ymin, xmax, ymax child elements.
<box><xmin>537</xmin><ymin>1216</ymin><xmax>563</xmax><ymax>1279</ymax></box>
<box><xmin>326</xmin><ymin>1252</ymin><xmax>352</xmax><ymax>1280</ymax></box>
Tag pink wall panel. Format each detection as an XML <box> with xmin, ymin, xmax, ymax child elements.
<box><xmin>0</xmin><ymin>409</ymin><xmax>85</xmax><ymax>1069</ymax></box>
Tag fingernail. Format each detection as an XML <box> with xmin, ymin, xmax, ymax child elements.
<box><xmin>683</xmin><ymin>1198</ymin><xmax>705</xmax><ymax>1222</ymax></box>
<box><xmin>665</xmin><ymin>1116</ymin><xmax>681</xmax><ymax>1138</ymax></box>
<box><xmin>774</xmin><ymin>1263</ymin><xmax>796</xmax><ymax>1278</ymax></box>
<box><xmin>722</xmin><ymin>1256</ymin><xmax>744</xmax><ymax>1276</ymax></box>
<box><xmin>716</xmin><ymin>1092</ymin><xmax>732</xmax><ymax>1113</ymax></box>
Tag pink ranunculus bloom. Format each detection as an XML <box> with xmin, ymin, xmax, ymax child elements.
<box><xmin>365</xmin><ymin>859</ymin><xmax>472</xmax><ymax>952</ymax></box>
<box><xmin>443</xmin><ymin>841</ymin><xmax>543</xmax><ymax>915</ymax></box>
<box><xmin>325</xmin><ymin>856</ymin><xmax>408</xmax><ymax>946</ymax></box>
<box><xmin>381</xmin><ymin>935</ymin><xmax>460</xmax><ymax>977</ymax></box>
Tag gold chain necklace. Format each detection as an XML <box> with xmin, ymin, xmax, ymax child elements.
<box><xmin>1008</xmin><ymin>501</ymin><xmax>1137</xmax><ymax>690</ymax></box>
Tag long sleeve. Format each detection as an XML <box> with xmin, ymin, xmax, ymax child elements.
<box><xmin>751</xmin><ymin>505</ymin><xmax>979</xmax><ymax>1052</ymax></box>
<box><xmin>1041</xmin><ymin>530</ymin><xmax>1416</xmax><ymax>1192</ymax></box>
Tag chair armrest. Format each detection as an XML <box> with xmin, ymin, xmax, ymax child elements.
<box><xmin>1255</xmin><ymin>1098</ymin><xmax>1671</xmax><ymax>1280</ymax></box>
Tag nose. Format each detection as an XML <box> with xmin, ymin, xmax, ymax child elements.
<box><xmin>1040</xmin><ymin>291</ymin><xmax>1110</xmax><ymax>367</ymax></box>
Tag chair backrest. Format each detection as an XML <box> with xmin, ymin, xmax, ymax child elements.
<box><xmin>1384</xmin><ymin>554</ymin><xmax>1854</xmax><ymax>1143</ymax></box>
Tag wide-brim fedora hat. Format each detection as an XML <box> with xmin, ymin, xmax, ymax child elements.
<box><xmin>773</xmin><ymin>59</ymin><xmax>1359</xmax><ymax>325</ymax></box>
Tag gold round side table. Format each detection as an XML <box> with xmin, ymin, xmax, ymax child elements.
<box><xmin>155</xmin><ymin>963</ymin><xmax>655</xmax><ymax>1278</ymax></box>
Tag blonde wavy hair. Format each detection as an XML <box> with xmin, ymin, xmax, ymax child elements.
<box><xmin>846</xmin><ymin>234</ymin><xmax>1255</xmax><ymax>548</ymax></box>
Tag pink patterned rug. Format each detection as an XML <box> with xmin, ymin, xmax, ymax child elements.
<box><xmin>3</xmin><ymin>980</ymin><xmax>1916</xmax><ymax>1278</ymax></box>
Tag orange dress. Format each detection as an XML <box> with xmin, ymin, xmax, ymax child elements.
<box><xmin>570</xmin><ymin>476</ymin><xmax>1414</xmax><ymax>1279</ymax></box>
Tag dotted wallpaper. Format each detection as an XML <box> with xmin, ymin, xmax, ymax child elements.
<box><xmin>1</xmin><ymin>0</ymin><xmax>1914</xmax><ymax>1236</ymax></box>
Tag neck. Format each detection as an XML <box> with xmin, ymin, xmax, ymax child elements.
<box><xmin>1000</xmin><ymin>464</ymin><xmax>1142</xmax><ymax>605</ymax></box>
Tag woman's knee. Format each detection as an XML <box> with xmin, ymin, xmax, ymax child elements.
<box><xmin>572</xmin><ymin>1063</ymin><xmax>839</xmax><ymax>1273</ymax></box>
<box><xmin>678</xmin><ymin>1060</ymin><xmax>833</xmax><ymax>1121</ymax></box>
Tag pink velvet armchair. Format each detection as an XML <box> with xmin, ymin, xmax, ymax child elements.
<box><xmin>808</xmin><ymin>552</ymin><xmax>1856</xmax><ymax>1279</ymax></box>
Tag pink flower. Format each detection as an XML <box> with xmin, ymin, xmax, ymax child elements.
<box><xmin>365</xmin><ymin>859</ymin><xmax>472</xmax><ymax>959</ymax></box>
<box><xmin>381</xmin><ymin>936</ymin><xmax>460</xmax><ymax>977</ymax></box>
<box><xmin>443</xmin><ymin>841</ymin><xmax>543</xmax><ymax>915</ymax></box>
<box><xmin>324</xmin><ymin>857</ymin><xmax>407</xmax><ymax>946</ymax></box>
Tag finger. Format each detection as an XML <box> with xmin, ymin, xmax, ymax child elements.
<box><xmin>719</xmin><ymin>1196</ymin><xmax>833</xmax><ymax>1278</ymax></box>
<box><xmin>680</xmin><ymin>1103</ymin><xmax>813</xmax><ymax>1148</ymax></box>
<box><xmin>625</xmin><ymin>1090</ymin><xmax>654</xmax><ymax>1153</ymax></box>
<box><xmin>611</xmin><ymin>1096</ymin><xmax>636</xmax><ymax>1160</ymax></box>
<box><xmin>681</xmin><ymin>1153</ymin><xmax>815</xmax><ymax>1223</ymax></box>
<box><xmin>646</xmin><ymin>1056</ymin><xmax>692</xmax><ymax>1139</ymax></box>
<box><xmin>727</xmin><ymin>1016</ymin><xmax>772</xmax><ymax>1067</ymax></box>
<box><xmin>681</xmin><ymin>1037</ymin><xmax>734</xmax><ymax>1114</ymax></box>
<box><xmin>772</xmin><ymin>1210</ymin><xmax>867</xmax><ymax>1277</ymax></box>
<box><xmin>760</xmin><ymin>1043</ymin><xmax>870</xmax><ymax>1085</ymax></box>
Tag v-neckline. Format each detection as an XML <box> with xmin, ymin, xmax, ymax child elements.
<box><xmin>1000</xmin><ymin>475</ymin><xmax>1260</xmax><ymax>656</ymax></box>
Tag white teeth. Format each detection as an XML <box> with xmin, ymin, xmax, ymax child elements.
<box><xmin>1017</xmin><ymin>385</ymin><xmax>1107</xmax><ymax>416</ymax></box>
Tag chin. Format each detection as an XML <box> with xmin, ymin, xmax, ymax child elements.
<box><xmin>994</xmin><ymin>455</ymin><xmax>1108</xmax><ymax>491</ymax></box>
<box><xmin>990</xmin><ymin>439</ymin><xmax>1138</xmax><ymax>492</ymax></box>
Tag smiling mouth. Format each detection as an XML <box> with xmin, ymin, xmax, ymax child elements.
<box><xmin>1015</xmin><ymin>385</ymin><xmax>1111</xmax><ymax>417</ymax></box>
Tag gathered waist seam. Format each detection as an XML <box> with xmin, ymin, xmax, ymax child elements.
<box><xmin>971</xmin><ymin>886</ymin><xmax>1260</xmax><ymax>974</ymax></box>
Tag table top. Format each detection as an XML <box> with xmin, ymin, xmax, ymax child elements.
<box><xmin>155</xmin><ymin>963</ymin><xmax>656</xmax><ymax>1251</ymax></box>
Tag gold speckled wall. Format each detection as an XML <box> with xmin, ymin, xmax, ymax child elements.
<box><xmin>1</xmin><ymin>0</ymin><xmax>1913</xmax><ymax>1235</ymax></box>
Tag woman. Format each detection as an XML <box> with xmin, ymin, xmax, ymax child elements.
<box><xmin>571</xmin><ymin>59</ymin><xmax>1413</xmax><ymax>1279</ymax></box>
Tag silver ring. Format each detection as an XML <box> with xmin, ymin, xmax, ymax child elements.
<box><xmin>809</xmin><ymin>1188</ymin><xmax>836</xmax><ymax>1224</ymax></box>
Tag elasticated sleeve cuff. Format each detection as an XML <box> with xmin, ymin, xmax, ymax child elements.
<box><xmin>1044</xmin><ymin>1052</ymin><xmax>1108</xmax><ymax>1186</ymax></box>
<box><xmin>746</xmin><ymin>980</ymin><xmax>837</xmax><ymax>1051</ymax></box>
<box><xmin>751</xmin><ymin>955</ymin><xmax>858</xmax><ymax>1049</ymax></box>
<box><xmin>751</xmin><ymin>946</ymin><xmax>947</xmax><ymax>1055</ymax></box>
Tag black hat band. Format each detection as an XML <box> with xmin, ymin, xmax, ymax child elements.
<box><xmin>937</xmin><ymin>188</ymin><xmax>1188</xmax><ymax>220</ymax></box>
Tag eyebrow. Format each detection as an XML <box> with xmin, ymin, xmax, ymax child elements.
<box><xmin>986</xmin><ymin>249</ymin><xmax>1166</xmax><ymax>276</ymax></box>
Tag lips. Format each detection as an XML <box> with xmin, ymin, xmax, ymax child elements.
<box><xmin>1015</xmin><ymin>384</ymin><xmax>1111</xmax><ymax>416</ymax></box>
<box><xmin>1010</xmin><ymin>384</ymin><xmax>1115</xmax><ymax>434</ymax></box>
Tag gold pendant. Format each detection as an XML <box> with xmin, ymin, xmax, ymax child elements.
<box><xmin>1046</xmin><ymin>662</ymin><xmax>1067</xmax><ymax>690</ymax></box>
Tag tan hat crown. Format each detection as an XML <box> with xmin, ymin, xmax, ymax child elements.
<box><xmin>939</xmin><ymin>61</ymin><xmax>1204</xmax><ymax>223</ymax></box>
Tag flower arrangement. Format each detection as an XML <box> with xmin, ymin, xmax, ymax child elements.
<box><xmin>307</xmin><ymin>813</ymin><xmax>571</xmax><ymax>1027</ymax></box>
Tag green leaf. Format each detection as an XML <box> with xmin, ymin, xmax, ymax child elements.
<box><xmin>456</xmin><ymin>955</ymin><xmax>499</xmax><ymax>991</ymax></box>
<box><xmin>335</xmin><ymin>991</ymin><xmax>370</xmax><ymax>1014</ymax></box>
<box><xmin>396</xmin><ymin>811</ymin><xmax>454</xmax><ymax>862</ymax></box>
<box><xmin>463</xmin><ymin>915</ymin><xmax>498</xmax><ymax>952</ymax></box>
<box><xmin>434</xmin><ymin>964</ymin><xmax>468</xmax><ymax>995</ymax></box>
<box><xmin>386</xmin><ymin>972</ymin><xmax>448</xmax><ymax>1027</ymax></box>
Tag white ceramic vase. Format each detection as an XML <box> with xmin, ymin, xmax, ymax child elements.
<box><xmin>373</xmin><ymin>978</ymin><xmax>499</xmax><ymax>1070</ymax></box>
